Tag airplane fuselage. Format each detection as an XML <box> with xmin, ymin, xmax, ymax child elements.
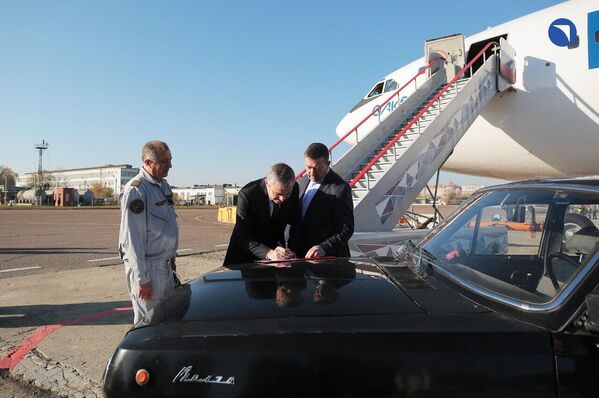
<box><xmin>336</xmin><ymin>0</ymin><xmax>599</xmax><ymax>180</ymax></box>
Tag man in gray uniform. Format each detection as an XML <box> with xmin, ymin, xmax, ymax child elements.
<box><xmin>119</xmin><ymin>140</ymin><xmax>179</xmax><ymax>323</ymax></box>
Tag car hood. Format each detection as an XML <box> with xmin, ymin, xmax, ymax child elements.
<box><xmin>139</xmin><ymin>258</ymin><xmax>483</xmax><ymax>327</ymax></box>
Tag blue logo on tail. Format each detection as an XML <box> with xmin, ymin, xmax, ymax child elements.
<box><xmin>589</xmin><ymin>10</ymin><xmax>599</xmax><ymax>69</ymax></box>
<box><xmin>548</xmin><ymin>18</ymin><xmax>577</xmax><ymax>47</ymax></box>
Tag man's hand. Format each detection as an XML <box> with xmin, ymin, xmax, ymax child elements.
<box><xmin>267</xmin><ymin>246</ymin><xmax>296</xmax><ymax>261</ymax></box>
<box><xmin>305</xmin><ymin>245</ymin><xmax>325</xmax><ymax>259</ymax></box>
<box><xmin>137</xmin><ymin>281</ymin><xmax>153</xmax><ymax>301</ymax></box>
<box><xmin>445</xmin><ymin>249</ymin><xmax>461</xmax><ymax>260</ymax></box>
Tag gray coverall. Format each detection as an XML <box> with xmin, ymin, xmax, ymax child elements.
<box><xmin>118</xmin><ymin>168</ymin><xmax>179</xmax><ymax>324</ymax></box>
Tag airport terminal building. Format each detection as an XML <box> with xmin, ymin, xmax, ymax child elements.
<box><xmin>172</xmin><ymin>185</ymin><xmax>231</xmax><ymax>205</ymax></box>
<box><xmin>16</xmin><ymin>164</ymin><xmax>140</xmax><ymax>197</ymax></box>
<box><xmin>16</xmin><ymin>164</ymin><xmax>237</xmax><ymax>206</ymax></box>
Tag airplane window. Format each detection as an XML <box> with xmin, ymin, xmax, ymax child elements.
<box><xmin>367</xmin><ymin>82</ymin><xmax>384</xmax><ymax>98</ymax></box>
<box><xmin>384</xmin><ymin>79</ymin><xmax>398</xmax><ymax>93</ymax></box>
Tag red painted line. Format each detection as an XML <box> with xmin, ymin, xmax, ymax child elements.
<box><xmin>0</xmin><ymin>306</ymin><xmax>132</xmax><ymax>370</ymax></box>
<box><xmin>0</xmin><ymin>325</ymin><xmax>62</xmax><ymax>369</ymax></box>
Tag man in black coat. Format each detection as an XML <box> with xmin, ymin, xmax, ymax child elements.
<box><xmin>223</xmin><ymin>163</ymin><xmax>300</xmax><ymax>266</ymax></box>
<box><xmin>290</xmin><ymin>143</ymin><xmax>354</xmax><ymax>259</ymax></box>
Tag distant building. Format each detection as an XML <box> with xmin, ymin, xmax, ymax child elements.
<box><xmin>0</xmin><ymin>186</ymin><xmax>24</xmax><ymax>204</ymax></box>
<box><xmin>442</xmin><ymin>181</ymin><xmax>462</xmax><ymax>202</ymax></box>
<box><xmin>461</xmin><ymin>184</ymin><xmax>486</xmax><ymax>197</ymax></box>
<box><xmin>172</xmin><ymin>184</ymin><xmax>236</xmax><ymax>205</ymax></box>
<box><xmin>16</xmin><ymin>164</ymin><xmax>139</xmax><ymax>197</ymax></box>
<box><xmin>418</xmin><ymin>181</ymin><xmax>460</xmax><ymax>201</ymax></box>
<box><xmin>53</xmin><ymin>187</ymin><xmax>76</xmax><ymax>207</ymax></box>
<box><xmin>416</xmin><ymin>181</ymin><xmax>486</xmax><ymax>204</ymax></box>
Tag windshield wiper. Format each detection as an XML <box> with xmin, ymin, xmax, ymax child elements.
<box><xmin>419</xmin><ymin>247</ymin><xmax>437</xmax><ymax>261</ymax></box>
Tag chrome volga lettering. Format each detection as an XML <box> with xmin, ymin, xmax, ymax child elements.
<box><xmin>172</xmin><ymin>366</ymin><xmax>235</xmax><ymax>385</ymax></box>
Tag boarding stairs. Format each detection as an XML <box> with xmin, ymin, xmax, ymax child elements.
<box><xmin>349</xmin><ymin>77</ymin><xmax>471</xmax><ymax>203</ymax></box>
<box><xmin>299</xmin><ymin>41</ymin><xmax>512</xmax><ymax>233</ymax></box>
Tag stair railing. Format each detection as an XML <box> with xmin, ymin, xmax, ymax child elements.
<box><xmin>349</xmin><ymin>41</ymin><xmax>499</xmax><ymax>188</ymax></box>
<box><xmin>295</xmin><ymin>59</ymin><xmax>439</xmax><ymax>180</ymax></box>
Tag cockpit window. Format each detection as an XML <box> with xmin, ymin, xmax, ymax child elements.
<box><xmin>367</xmin><ymin>82</ymin><xmax>384</xmax><ymax>98</ymax></box>
<box><xmin>384</xmin><ymin>79</ymin><xmax>398</xmax><ymax>93</ymax></box>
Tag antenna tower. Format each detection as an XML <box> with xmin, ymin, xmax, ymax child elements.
<box><xmin>34</xmin><ymin>140</ymin><xmax>49</xmax><ymax>205</ymax></box>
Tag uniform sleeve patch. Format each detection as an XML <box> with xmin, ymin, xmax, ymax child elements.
<box><xmin>129</xmin><ymin>198</ymin><xmax>145</xmax><ymax>214</ymax></box>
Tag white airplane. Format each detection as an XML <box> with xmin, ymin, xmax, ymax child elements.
<box><xmin>335</xmin><ymin>0</ymin><xmax>599</xmax><ymax>181</ymax></box>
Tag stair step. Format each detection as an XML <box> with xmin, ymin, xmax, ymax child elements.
<box><xmin>352</xmin><ymin>167</ymin><xmax>383</xmax><ymax>177</ymax></box>
<box><xmin>428</xmin><ymin>103</ymin><xmax>446</xmax><ymax>110</ymax></box>
<box><xmin>369</xmin><ymin>153</ymin><xmax>400</xmax><ymax>162</ymax></box>
<box><xmin>414</xmin><ymin>121</ymin><xmax>431</xmax><ymax>128</ymax></box>
<box><xmin>359</xmin><ymin>161</ymin><xmax>392</xmax><ymax>170</ymax></box>
<box><xmin>416</xmin><ymin>102</ymin><xmax>450</xmax><ymax>113</ymax></box>
<box><xmin>426</xmin><ymin>96</ymin><xmax>453</xmax><ymax>103</ymax></box>
<box><xmin>379</xmin><ymin>140</ymin><xmax>405</xmax><ymax>147</ymax></box>
<box><xmin>348</xmin><ymin>79</ymin><xmax>476</xmax><ymax>205</ymax></box>
<box><xmin>390</xmin><ymin>131</ymin><xmax>419</xmax><ymax>141</ymax></box>
<box><xmin>398</xmin><ymin>135</ymin><xmax>416</xmax><ymax>142</ymax></box>
<box><xmin>383</xmin><ymin>147</ymin><xmax>409</xmax><ymax>157</ymax></box>
<box><xmin>361</xmin><ymin>168</ymin><xmax>385</xmax><ymax>174</ymax></box>
<box><xmin>414</xmin><ymin>113</ymin><xmax>439</xmax><ymax>121</ymax></box>
<box><xmin>386</xmin><ymin>135</ymin><xmax>417</xmax><ymax>146</ymax></box>
<box><xmin>439</xmin><ymin>94</ymin><xmax>456</xmax><ymax>100</ymax></box>
<box><xmin>352</xmin><ymin>171</ymin><xmax>381</xmax><ymax>182</ymax></box>
<box><xmin>379</xmin><ymin>142</ymin><xmax>410</xmax><ymax>155</ymax></box>
<box><xmin>400</xmin><ymin>121</ymin><xmax>425</xmax><ymax>129</ymax></box>
<box><xmin>365</xmin><ymin>157</ymin><xmax>394</xmax><ymax>165</ymax></box>
<box><xmin>351</xmin><ymin>182</ymin><xmax>376</xmax><ymax>191</ymax></box>
<box><xmin>417</xmin><ymin>109</ymin><xmax>441</xmax><ymax>116</ymax></box>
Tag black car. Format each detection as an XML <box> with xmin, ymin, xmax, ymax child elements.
<box><xmin>103</xmin><ymin>178</ymin><xmax>599</xmax><ymax>397</ymax></box>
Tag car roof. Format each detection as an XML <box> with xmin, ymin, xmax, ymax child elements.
<box><xmin>482</xmin><ymin>176</ymin><xmax>599</xmax><ymax>192</ymax></box>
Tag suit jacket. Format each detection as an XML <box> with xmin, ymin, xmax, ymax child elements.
<box><xmin>241</xmin><ymin>266</ymin><xmax>307</xmax><ymax>300</ymax></box>
<box><xmin>306</xmin><ymin>260</ymin><xmax>356</xmax><ymax>288</ymax></box>
<box><xmin>289</xmin><ymin>169</ymin><xmax>354</xmax><ymax>258</ymax></box>
<box><xmin>223</xmin><ymin>179</ymin><xmax>300</xmax><ymax>266</ymax></box>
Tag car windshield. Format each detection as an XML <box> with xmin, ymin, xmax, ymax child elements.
<box><xmin>421</xmin><ymin>188</ymin><xmax>599</xmax><ymax>304</ymax></box>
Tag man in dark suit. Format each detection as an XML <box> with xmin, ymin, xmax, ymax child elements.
<box><xmin>240</xmin><ymin>265</ymin><xmax>307</xmax><ymax>308</ymax></box>
<box><xmin>223</xmin><ymin>163</ymin><xmax>300</xmax><ymax>266</ymax></box>
<box><xmin>308</xmin><ymin>260</ymin><xmax>356</xmax><ymax>305</ymax></box>
<box><xmin>290</xmin><ymin>143</ymin><xmax>354</xmax><ymax>259</ymax></box>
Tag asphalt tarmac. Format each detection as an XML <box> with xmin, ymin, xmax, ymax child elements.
<box><xmin>0</xmin><ymin>375</ymin><xmax>55</xmax><ymax>398</ymax></box>
<box><xmin>0</xmin><ymin>207</ymin><xmax>232</xmax><ymax>396</ymax></box>
<box><xmin>0</xmin><ymin>208</ymin><xmax>233</xmax><ymax>276</ymax></box>
<box><xmin>0</xmin><ymin>248</ymin><xmax>225</xmax><ymax>397</ymax></box>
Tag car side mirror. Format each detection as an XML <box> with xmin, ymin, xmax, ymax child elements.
<box><xmin>585</xmin><ymin>293</ymin><xmax>599</xmax><ymax>333</ymax></box>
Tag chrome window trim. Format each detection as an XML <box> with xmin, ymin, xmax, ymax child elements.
<box><xmin>476</xmin><ymin>183</ymin><xmax>599</xmax><ymax>195</ymax></box>
<box><xmin>428</xmin><ymin>253</ymin><xmax>598</xmax><ymax>312</ymax></box>
<box><xmin>422</xmin><ymin>183</ymin><xmax>599</xmax><ymax>313</ymax></box>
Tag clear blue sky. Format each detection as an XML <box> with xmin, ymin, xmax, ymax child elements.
<box><xmin>0</xmin><ymin>0</ymin><xmax>563</xmax><ymax>187</ymax></box>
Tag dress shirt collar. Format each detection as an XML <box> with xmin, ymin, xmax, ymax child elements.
<box><xmin>307</xmin><ymin>167</ymin><xmax>330</xmax><ymax>186</ymax></box>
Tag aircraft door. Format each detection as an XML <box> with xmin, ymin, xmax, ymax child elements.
<box><xmin>589</xmin><ymin>10</ymin><xmax>599</xmax><ymax>69</ymax></box>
